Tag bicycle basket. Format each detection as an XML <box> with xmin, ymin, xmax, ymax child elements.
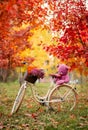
<box><xmin>24</xmin><ymin>72</ymin><xmax>38</xmax><ymax>83</ymax></box>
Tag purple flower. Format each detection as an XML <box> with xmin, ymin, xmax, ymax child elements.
<box><xmin>30</xmin><ymin>68</ymin><xmax>44</xmax><ymax>79</ymax></box>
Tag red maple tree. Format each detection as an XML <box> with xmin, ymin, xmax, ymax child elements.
<box><xmin>0</xmin><ymin>0</ymin><xmax>88</xmax><ymax>81</ymax></box>
<box><xmin>43</xmin><ymin>0</ymin><xmax>88</xmax><ymax>74</ymax></box>
<box><xmin>0</xmin><ymin>0</ymin><xmax>47</xmax><ymax>81</ymax></box>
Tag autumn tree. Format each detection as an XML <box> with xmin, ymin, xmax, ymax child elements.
<box><xmin>43</xmin><ymin>0</ymin><xmax>88</xmax><ymax>77</ymax></box>
<box><xmin>28</xmin><ymin>27</ymin><xmax>59</xmax><ymax>75</ymax></box>
<box><xmin>0</xmin><ymin>0</ymin><xmax>48</xmax><ymax>82</ymax></box>
<box><xmin>0</xmin><ymin>0</ymin><xmax>88</xmax><ymax>82</ymax></box>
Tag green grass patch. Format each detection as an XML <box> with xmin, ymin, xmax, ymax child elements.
<box><xmin>0</xmin><ymin>81</ymin><xmax>88</xmax><ymax>130</ymax></box>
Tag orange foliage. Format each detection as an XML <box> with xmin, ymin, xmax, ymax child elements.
<box><xmin>27</xmin><ymin>66</ymin><xmax>37</xmax><ymax>74</ymax></box>
<box><xmin>43</xmin><ymin>0</ymin><xmax>88</xmax><ymax>75</ymax></box>
<box><xmin>0</xmin><ymin>0</ymin><xmax>47</xmax><ymax>69</ymax></box>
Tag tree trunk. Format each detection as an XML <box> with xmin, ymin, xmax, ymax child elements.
<box><xmin>0</xmin><ymin>68</ymin><xmax>10</xmax><ymax>82</ymax></box>
<box><xmin>80</xmin><ymin>71</ymin><xmax>83</xmax><ymax>87</ymax></box>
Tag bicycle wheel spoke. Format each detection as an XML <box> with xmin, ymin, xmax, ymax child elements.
<box><xmin>49</xmin><ymin>84</ymin><xmax>78</xmax><ymax>112</ymax></box>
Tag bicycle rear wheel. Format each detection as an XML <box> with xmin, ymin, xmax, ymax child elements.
<box><xmin>11</xmin><ymin>82</ymin><xmax>27</xmax><ymax>115</ymax></box>
<box><xmin>49</xmin><ymin>84</ymin><xmax>78</xmax><ymax>112</ymax></box>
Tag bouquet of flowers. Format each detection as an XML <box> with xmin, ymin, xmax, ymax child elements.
<box><xmin>29</xmin><ymin>68</ymin><xmax>44</xmax><ymax>79</ymax></box>
<box><xmin>24</xmin><ymin>67</ymin><xmax>44</xmax><ymax>83</ymax></box>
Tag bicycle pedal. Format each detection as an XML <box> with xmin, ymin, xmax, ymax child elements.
<box><xmin>39</xmin><ymin>99</ymin><xmax>45</xmax><ymax>106</ymax></box>
<box><xmin>40</xmin><ymin>102</ymin><xmax>45</xmax><ymax>106</ymax></box>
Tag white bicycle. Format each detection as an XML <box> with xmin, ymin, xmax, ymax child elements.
<box><xmin>11</xmin><ymin>65</ymin><xmax>78</xmax><ymax>115</ymax></box>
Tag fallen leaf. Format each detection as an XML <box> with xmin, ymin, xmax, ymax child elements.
<box><xmin>0</xmin><ymin>122</ymin><xmax>4</xmax><ymax>129</ymax></box>
<box><xmin>25</xmin><ymin>113</ymin><xmax>38</xmax><ymax>119</ymax></box>
<box><xmin>69</xmin><ymin>114</ymin><xmax>76</xmax><ymax>119</ymax></box>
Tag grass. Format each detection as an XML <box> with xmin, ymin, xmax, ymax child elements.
<box><xmin>0</xmin><ymin>80</ymin><xmax>88</xmax><ymax>130</ymax></box>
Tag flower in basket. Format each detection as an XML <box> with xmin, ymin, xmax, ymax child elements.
<box><xmin>27</xmin><ymin>66</ymin><xmax>37</xmax><ymax>73</ymax></box>
<box><xmin>29</xmin><ymin>68</ymin><xmax>44</xmax><ymax>79</ymax></box>
<box><xmin>24</xmin><ymin>66</ymin><xmax>44</xmax><ymax>83</ymax></box>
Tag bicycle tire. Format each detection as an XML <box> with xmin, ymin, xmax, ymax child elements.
<box><xmin>49</xmin><ymin>84</ymin><xmax>78</xmax><ymax>112</ymax></box>
<box><xmin>11</xmin><ymin>82</ymin><xmax>26</xmax><ymax>115</ymax></box>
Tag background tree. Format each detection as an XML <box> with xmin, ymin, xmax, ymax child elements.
<box><xmin>28</xmin><ymin>27</ymin><xmax>59</xmax><ymax>75</ymax></box>
<box><xmin>0</xmin><ymin>0</ymin><xmax>48</xmax><ymax>82</ymax></box>
<box><xmin>43</xmin><ymin>0</ymin><xmax>88</xmax><ymax>76</ymax></box>
<box><xmin>0</xmin><ymin>0</ymin><xmax>88</xmax><ymax>82</ymax></box>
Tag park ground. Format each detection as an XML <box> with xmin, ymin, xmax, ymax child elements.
<box><xmin>0</xmin><ymin>81</ymin><xmax>88</xmax><ymax>130</ymax></box>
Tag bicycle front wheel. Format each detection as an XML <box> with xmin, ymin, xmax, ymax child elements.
<box><xmin>49</xmin><ymin>84</ymin><xmax>78</xmax><ymax>112</ymax></box>
<box><xmin>11</xmin><ymin>82</ymin><xmax>27</xmax><ymax>115</ymax></box>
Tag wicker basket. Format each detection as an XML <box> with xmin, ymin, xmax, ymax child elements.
<box><xmin>24</xmin><ymin>72</ymin><xmax>38</xmax><ymax>83</ymax></box>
